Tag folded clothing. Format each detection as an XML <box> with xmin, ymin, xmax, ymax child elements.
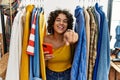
<box><xmin>114</xmin><ymin>25</ymin><xmax>120</xmax><ymax>48</ymax></box>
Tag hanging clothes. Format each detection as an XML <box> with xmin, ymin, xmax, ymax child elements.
<box><xmin>39</xmin><ymin>10</ymin><xmax>47</xmax><ymax>80</ymax></box>
<box><xmin>0</xmin><ymin>11</ymin><xmax>4</xmax><ymax>58</ymax></box>
<box><xmin>0</xmin><ymin>0</ymin><xmax>14</xmax><ymax>5</ymax></box>
<box><xmin>28</xmin><ymin>7</ymin><xmax>42</xmax><ymax>80</ymax></box>
<box><xmin>72</xmin><ymin>2</ymin><xmax>110</xmax><ymax>80</ymax></box>
<box><xmin>5</xmin><ymin>8</ymin><xmax>25</xmax><ymax>80</ymax></box>
<box><xmin>26</xmin><ymin>8</ymin><xmax>37</xmax><ymax>56</ymax></box>
<box><xmin>83</xmin><ymin>8</ymin><xmax>90</xmax><ymax>78</ymax></box>
<box><xmin>33</xmin><ymin>8</ymin><xmax>41</xmax><ymax>80</ymax></box>
<box><xmin>20</xmin><ymin>5</ymin><xmax>34</xmax><ymax>80</ymax></box>
<box><xmin>71</xmin><ymin>6</ymin><xmax>87</xmax><ymax>80</ymax></box>
<box><xmin>93</xmin><ymin>3</ymin><xmax>110</xmax><ymax>80</ymax></box>
<box><xmin>29</xmin><ymin>8</ymin><xmax>37</xmax><ymax>80</ymax></box>
<box><xmin>0</xmin><ymin>9</ymin><xmax>7</xmax><ymax>54</ymax></box>
<box><xmin>6</xmin><ymin>3</ymin><xmax>47</xmax><ymax>80</ymax></box>
<box><xmin>1</xmin><ymin>0</ymin><xmax>19</xmax><ymax>52</ymax></box>
<box><xmin>114</xmin><ymin>25</ymin><xmax>120</xmax><ymax>48</ymax></box>
<box><xmin>87</xmin><ymin>7</ymin><xmax>98</xmax><ymax>80</ymax></box>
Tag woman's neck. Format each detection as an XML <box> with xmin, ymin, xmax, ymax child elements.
<box><xmin>53</xmin><ymin>33</ymin><xmax>64</xmax><ymax>42</ymax></box>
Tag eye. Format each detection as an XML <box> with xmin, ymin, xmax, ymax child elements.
<box><xmin>63</xmin><ymin>20</ymin><xmax>68</xmax><ymax>23</ymax></box>
<box><xmin>55</xmin><ymin>19</ymin><xmax>61</xmax><ymax>22</ymax></box>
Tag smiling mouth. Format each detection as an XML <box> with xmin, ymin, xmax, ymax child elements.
<box><xmin>58</xmin><ymin>26</ymin><xmax>64</xmax><ymax>30</ymax></box>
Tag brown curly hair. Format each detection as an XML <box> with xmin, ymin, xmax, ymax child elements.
<box><xmin>47</xmin><ymin>9</ymin><xmax>74</xmax><ymax>34</ymax></box>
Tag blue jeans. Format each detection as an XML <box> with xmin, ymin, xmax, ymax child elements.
<box><xmin>46</xmin><ymin>68</ymin><xmax>71</xmax><ymax>80</ymax></box>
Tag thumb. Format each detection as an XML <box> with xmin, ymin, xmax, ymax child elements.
<box><xmin>63</xmin><ymin>35</ymin><xmax>70</xmax><ymax>46</ymax></box>
<box><xmin>65</xmin><ymin>41</ymin><xmax>70</xmax><ymax>46</ymax></box>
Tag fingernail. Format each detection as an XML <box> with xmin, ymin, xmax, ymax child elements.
<box><xmin>67</xmin><ymin>29</ymin><xmax>71</xmax><ymax>32</ymax></box>
<box><xmin>66</xmin><ymin>42</ymin><xmax>69</xmax><ymax>46</ymax></box>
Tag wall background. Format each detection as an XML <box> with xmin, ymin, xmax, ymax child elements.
<box><xmin>44</xmin><ymin>0</ymin><xmax>108</xmax><ymax>24</ymax></box>
<box><xmin>0</xmin><ymin>0</ymin><xmax>109</xmax><ymax>33</ymax></box>
<box><xmin>109</xmin><ymin>0</ymin><xmax>120</xmax><ymax>49</ymax></box>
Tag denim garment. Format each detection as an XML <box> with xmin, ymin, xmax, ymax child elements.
<box><xmin>46</xmin><ymin>68</ymin><xmax>71</xmax><ymax>80</ymax></box>
<box><xmin>33</xmin><ymin>8</ymin><xmax>40</xmax><ymax>78</ymax></box>
<box><xmin>115</xmin><ymin>25</ymin><xmax>120</xmax><ymax>35</ymax></box>
<box><xmin>114</xmin><ymin>40</ymin><xmax>120</xmax><ymax>48</ymax></box>
<box><xmin>94</xmin><ymin>6</ymin><xmax>100</xmax><ymax>29</ymax></box>
<box><xmin>96</xmin><ymin>12</ymin><xmax>110</xmax><ymax>80</ymax></box>
<box><xmin>93</xmin><ymin>3</ymin><xmax>110</xmax><ymax>80</ymax></box>
<box><xmin>114</xmin><ymin>25</ymin><xmax>120</xmax><ymax>48</ymax></box>
<box><xmin>33</xmin><ymin>77</ymin><xmax>42</xmax><ymax>80</ymax></box>
<box><xmin>93</xmin><ymin>3</ymin><xmax>104</xmax><ymax>80</ymax></box>
<box><xmin>30</xmin><ymin>8</ymin><xmax>42</xmax><ymax>80</ymax></box>
<box><xmin>30</xmin><ymin>8</ymin><xmax>37</xmax><ymax>80</ymax></box>
<box><xmin>116</xmin><ymin>36</ymin><xmax>120</xmax><ymax>40</ymax></box>
<box><xmin>71</xmin><ymin>6</ymin><xmax>87</xmax><ymax>80</ymax></box>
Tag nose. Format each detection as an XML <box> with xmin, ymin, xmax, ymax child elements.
<box><xmin>60</xmin><ymin>20</ymin><xmax>64</xmax><ymax>24</ymax></box>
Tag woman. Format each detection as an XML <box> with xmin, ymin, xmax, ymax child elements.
<box><xmin>44</xmin><ymin>9</ymin><xmax>78</xmax><ymax>80</ymax></box>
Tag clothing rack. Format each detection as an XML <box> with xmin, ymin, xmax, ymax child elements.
<box><xmin>19</xmin><ymin>0</ymin><xmax>44</xmax><ymax>8</ymax></box>
<box><xmin>9</xmin><ymin>0</ymin><xmax>13</xmax><ymax>27</ymax></box>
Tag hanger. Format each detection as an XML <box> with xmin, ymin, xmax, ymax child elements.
<box><xmin>40</xmin><ymin>0</ymin><xmax>45</xmax><ymax>11</ymax></box>
<box><xmin>77</xmin><ymin>0</ymin><xmax>83</xmax><ymax>7</ymax></box>
<box><xmin>91</xmin><ymin>0</ymin><xmax>93</xmax><ymax>6</ymax></box>
<box><xmin>34</xmin><ymin>0</ymin><xmax>37</xmax><ymax>7</ymax></box>
<box><xmin>18</xmin><ymin>0</ymin><xmax>26</xmax><ymax>10</ymax></box>
<box><xmin>89</xmin><ymin>0</ymin><xmax>91</xmax><ymax>7</ymax></box>
<box><xmin>82</xmin><ymin>0</ymin><xmax>84</xmax><ymax>7</ymax></box>
<box><xmin>34</xmin><ymin>0</ymin><xmax>42</xmax><ymax>8</ymax></box>
<box><xmin>83</xmin><ymin>0</ymin><xmax>85</xmax><ymax>8</ymax></box>
<box><xmin>83</xmin><ymin>0</ymin><xmax>88</xmax><ymax>8</ymax></box>
<box><xmin>96</xmin><ymin>0</ymin><xmax>100</xmax><ymax>5</ymax></box>
<box><xmin>41</xmin><ymin>0</ymin><xmax>44</xmax><ymax>8</ymax></box>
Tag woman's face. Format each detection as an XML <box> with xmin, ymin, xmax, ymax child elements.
<box><xmin>53</xmin><ymin>13</ymin><xmax>68</xmax><ymax>34</ymax></box>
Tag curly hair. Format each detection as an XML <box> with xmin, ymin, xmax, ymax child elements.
<box><xmin>47</xmin><ymin>9</ymin><xmax>74</xmax><ymax>34</ymax></box>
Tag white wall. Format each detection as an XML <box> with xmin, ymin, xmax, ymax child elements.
<box><xmin>44</xmin><ymin>0</ymin><xmax>108</xmax><ymax>21</ymax></box>
<box><xmin>110</xmin><ymin>0</ymin><xmax>120</xmax><ymax>49</ymax></box>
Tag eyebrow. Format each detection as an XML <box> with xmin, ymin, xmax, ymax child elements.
<box><xmin>56</xmin><ymin>18</ymin><xmax>68</xmax><ymax>21</ymax></box>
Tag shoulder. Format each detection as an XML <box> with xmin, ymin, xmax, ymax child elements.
<box><xmin>44</xmin><ymin>35</ymin><xmax>53</xmax><ymax>43</ymax></box>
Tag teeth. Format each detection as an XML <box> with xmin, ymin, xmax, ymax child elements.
<box><xmin>58</xmin><ymin>26</ymin><xmax>64</xmax><ymax>29</ymax></box>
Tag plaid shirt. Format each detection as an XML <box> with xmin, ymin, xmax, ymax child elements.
<box><xmin>87</xmin><ymin>7</ymin><xmax>98</xmax><ymax>80</ymax></box>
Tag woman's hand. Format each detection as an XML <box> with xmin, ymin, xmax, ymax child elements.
<box><xmin>44</xmin><ymin>51</ymin><xmax>54</xmax><ymax>60</ymax></box>
<box><xmin>63</xmin><ymin>29</ymin><xmax>78</xmax><ymax>45</ymax></box>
